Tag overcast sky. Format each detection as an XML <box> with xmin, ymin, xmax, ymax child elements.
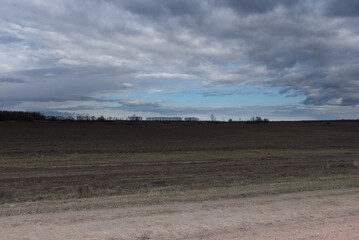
<box><xmin>1</xmin><ymin>0</ymin><xmax>359</xmax><ymax>120</ymax></box>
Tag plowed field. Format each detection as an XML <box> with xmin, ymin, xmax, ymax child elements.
<box><xmin>0</xmin><ymin>121</ymin><xmax>358</xmax><ymax>239</ymax></box>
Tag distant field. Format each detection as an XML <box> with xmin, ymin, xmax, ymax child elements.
<box><xmin>0</xmin><ymin>121</ymin><xmax>358</xmax><ymax>215</ymax></box>
<box><xmin>1</xmin><ymin>121</ymin><xmax>359</xmax><ymax>154</ymax></box>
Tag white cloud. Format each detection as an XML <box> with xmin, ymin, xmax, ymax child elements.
<box><xmin>136</xmin><ymin>72</ymin><xmax>197</xmax><ymax>80</ymax></box>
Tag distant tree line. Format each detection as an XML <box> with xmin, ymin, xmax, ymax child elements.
<box><xmin>0</xmin><ymin>110</ymin><xmax>46</xmax><ymax>121</ymax></box>
<box><xmin>247</xmin><ymin>116</ymin><xmax>269</xmax><ymax>123</ymax></box>
<box><xmin>75</xmin><ymin>115</ymin><xmax>120</xmax><ymax>121</ymax></box>
<box><xmin>1</xmin><ymin>110</ymin><xmax>270</xmax><ymax>123</ymax></box>
<box><xmin>0</xmin><ymin>110</ymin><xmax>123</xmax><ymax>122</ymax></box>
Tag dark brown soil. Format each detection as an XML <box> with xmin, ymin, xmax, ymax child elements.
<box><xmin>0</xmin><ymin>121</ymin><xmax>358</xmax><ymax>204</ymax></box>
<box><xmin>1</xmin><ymin>121</ymin><xmax>359</xmax><ymax>154</ymax></box>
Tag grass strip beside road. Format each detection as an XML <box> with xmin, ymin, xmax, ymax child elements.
<box><xmin>0</xmin><ymin>148</ymin><xmax>358</xmax><ymax>214</ymax></box>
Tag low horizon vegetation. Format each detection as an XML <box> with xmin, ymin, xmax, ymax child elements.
<box><xmin>2</xmin><ymin>109</ymin><xmax>359</xmax><ymax>122</ymax></box>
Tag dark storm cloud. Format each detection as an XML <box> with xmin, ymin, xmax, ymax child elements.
<box><xmin>119</xmin><ymin>0</ymin><xmax>300</xmax><ymax>18</ymax></box>
<box><xmin>325</xmin><ymin>0</ymin><xmax>359</xmax><ymax>17</ymax></box>
<box><xmin>0</xmin><ymin>77</ymin><xmax>27</xmax><ymax>83</ymax></box>
<box><xmin>117</xmin><ymin>0</ymin><xmax>203</xmax><ymax>17</ymax></box>
<box><xmin>218</xmin><ymin>0</ymin><xmax>300</xmax><ymax>14</ymax></box>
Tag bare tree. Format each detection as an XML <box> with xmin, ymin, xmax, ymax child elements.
<box><xmin>210</xmin><ymin>114</ymin><xmax>216</xmax><ymax>121</ymax></box>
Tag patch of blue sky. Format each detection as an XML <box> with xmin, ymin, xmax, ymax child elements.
<box><xmin>136</xmin><ymin>78</ymin><xmax>204</xmax><ymax>93</ymax></box>
<box><xmin>218</xmin><ymin>62</ymin><xmax>247</xmax><ymax>69</ymax></box>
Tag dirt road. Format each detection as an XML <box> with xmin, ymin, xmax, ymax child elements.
<box><xmin>1</xmin><ymin>188</ymin><xmax>358</xmax><ymax>240</ymax></box>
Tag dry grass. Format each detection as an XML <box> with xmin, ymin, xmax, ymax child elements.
<box><xmin>0</xmin><ymin>149</ymin><xmax>358</xmax><ymax>207</ymax></box>
<box><xmin>1</xmin><ymin>148</ymin><xmax>358</xmax><ymax>168</ymax></box>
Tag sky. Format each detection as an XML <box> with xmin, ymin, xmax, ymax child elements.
<box><xmin>0</xmin><ymin>0</ymin><xmax>359</xmax><ymax>120</ymax></box>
